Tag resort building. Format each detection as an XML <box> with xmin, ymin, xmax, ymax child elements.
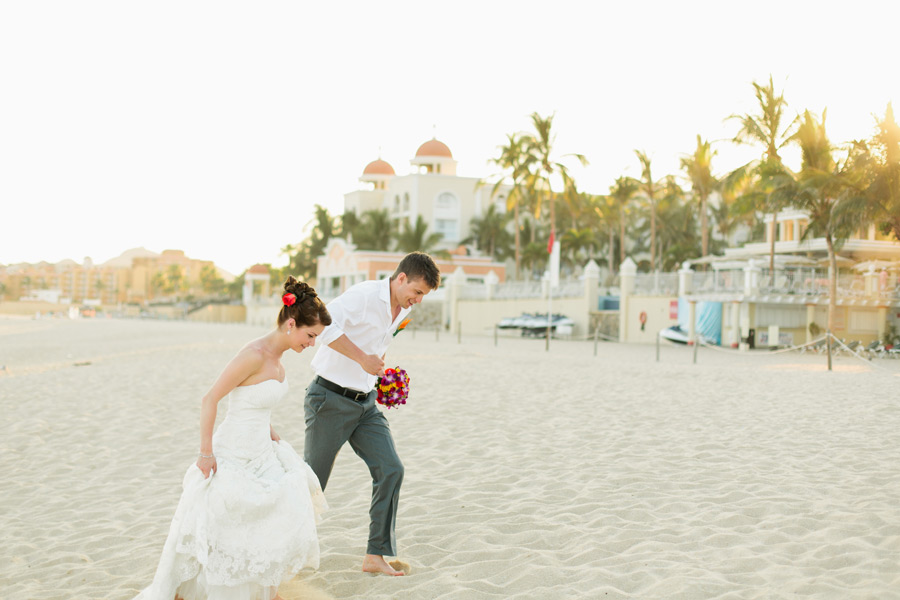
<box><xmin>315</xmin><ymin>237</ymin><xmax>505</xmax><ymax>300</ymax></box>
<box><xmin>343</xmin><ymin>137</ymin><xmax>511</xmax><ymax>252</ymax></box>
<box><xmin>0</xmin><ymin>248</ymin><xmax>231</xmax><ymax>306</ymax></box>
<box><xmin>653</xmin><ymin>208</ymin><xmax>900</xmax><ymax>348</ymax></box>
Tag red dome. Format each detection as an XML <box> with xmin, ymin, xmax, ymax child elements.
<box><xmin>363</xmin><ymin>159</ymin><xmax>395</xmax><ymax>176</ymax></box>
<box><xmin>415</xmin><ymin>138</ymin><xmax>452</xmax><ymax>158</ymax></box>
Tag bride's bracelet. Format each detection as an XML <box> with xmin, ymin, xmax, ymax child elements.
<box><xmin>199</xmin><ymin>452</ymin><xmax>214</xmax><ymax>459</ymax></box>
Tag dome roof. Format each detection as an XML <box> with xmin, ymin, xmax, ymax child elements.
<box><xmin>362</xmin><ymin>159</ymin><xmax>395</xmax><ymax>176</ymax></box>
<box><xmin>415</xmin><ymin>138</ymin><xmax>452</xmax><ymax>158</ymax></box>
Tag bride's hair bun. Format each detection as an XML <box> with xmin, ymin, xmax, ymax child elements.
<box><xmin>278</xmin><ymin>276</ymin><xmax>331</xmax><ymax>328</ymax></box>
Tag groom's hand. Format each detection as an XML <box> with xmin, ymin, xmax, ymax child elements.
<box><xmin>360</xmin><ymin>354</ymin><xmax>385</xmax><ymax>376</ymax></box>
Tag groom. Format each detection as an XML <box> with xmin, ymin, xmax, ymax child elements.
<box><xmin>303</xmin><ymin>251</ymin><xmax>440</xmax><ymax>576</ymax></box>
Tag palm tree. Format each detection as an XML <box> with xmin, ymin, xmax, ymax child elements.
<box><xmin>714</xmin><ymin>166</ymin><xmax>759</xmax><ymax>246</ymax></box>
<box><xmin>560</xmin><ymin>227</ymin><xmax>595</xmax><ymax>269</ymax></box>
<box><xmin>608</xmin><ymin>176</ymin><xmax>639</xmax><ymax>268</ymax></box>
<box><xmin>486</xmin><ymin>132</ymin><xmax>535</xmax><ymax>279</ymax></box>
<box><xmin>395</xmin><ymin>215</ymin><xmax>444</xmax><ymax>254</ymax></box>
<box><xmin>307</xmin><ymin>204</ymin><xmax>338</xmax><ymax>259</ymax></box>
<box><xmin>525</xmin><ymin>112</ymin><xmax>588</xmax><ymax>252</ymax></box>
<box><xmin>150</xmin><ymin>271</ymin><xmax>166</xmax><ymax>299</ymax></box>
<box><xmin>653</xmin><ymin>178</ymin><xmax>701</xmax><ymax>271</ymax></box>
<box><xmin>465</xmin><ymin>204</ymin><xmax>511</xmax><ymax>261</ymax></box>
<box><xmin>352</xmin><ymin>209</ymin><xmax>393</xmax><ymax>251</ymax></box>
<box><xmin>338</xmin><ymin>210</ymin><xmax>361</xmax><ymax>242</ymax></box>
<box><xmin>634</xmin><ymin>150</ymin><xmax>662</xmax><ymax>271</ymax></box>
<box><xmin>847</xmin><ymin>103</ymin><xmax>900</xmax><ymax>241</ymax></box>
<box><xmin>165</xmin><ymin>264</ymin><xmax>186</xmax><ymax>297</ymax></box>
<box><xmin>728</xmin><ymin>75</ymin><xmax>799</xmax><ymax>273</ymax></box>
<box><xmin>680</xmin><ymin>135</ymin><xmax>717</xmax><ymax>258</ymax></box>
<box><xmin>284</xmin><ymin>204</ymin><xmax>341</xmax><ymax>280</ymax></box>
<box><xmin>592</xmin><ymin>194</ymin><xmax>619</xmax><ymax>278</ymax></box>
<box><xmin>776</xmin><ymin>110</ymin><xmax>866</xmax><ymax>365</ymax></box>
<box><xmin>199</xmin><ymin>264</ymin><xmax>224</xmax><ymax>295</ymax></box>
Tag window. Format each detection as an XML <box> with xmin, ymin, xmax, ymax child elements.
<box><xmin>403</xmin><ymin>193</ymin><xmax>410</xmax><ymax>212</ymax></box>
<box><xmin>436</xmin><ymin>193</ymin><xmax>457</xmax><ymax>210</ymax></box>
<box><xmin>435</xmin><ymin>219</ymin><xmax>458</xmax><ymax>240</ymax></box>
<box><xmin>434</xmin><ymin>192</ymin><xmax>460</xmax><ymax>242</ymax></box>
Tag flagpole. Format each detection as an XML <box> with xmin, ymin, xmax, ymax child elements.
<box><xmin>546</xmin><ymin>232</ymin><xmax>560</xmax><ymax>351</ymax></box>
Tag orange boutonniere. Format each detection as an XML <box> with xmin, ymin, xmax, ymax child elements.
<box><xmin>393</xmin><ymin>318</ymin><xmax>411</xmax><ymax>337</ymax></box>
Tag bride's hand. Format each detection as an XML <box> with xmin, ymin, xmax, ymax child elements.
<box><xmin>270</xmin><ymin>427</ymin><xmax>281</xmax><ymax>442</ymax></box>
<box><xmin>197</xmin><ymin>455</ymin><xmax>217</xmax><ymax>478</ymax></box>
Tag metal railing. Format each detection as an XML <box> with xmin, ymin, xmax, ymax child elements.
<box><xmin>633</xmin><ymin>273</ymin><xmax>679</xmax><ymax>295</ymax></box>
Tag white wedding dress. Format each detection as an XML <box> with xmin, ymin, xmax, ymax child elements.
<box><xmin>135</xmin><ymin>378</ymin><xmax>326</xmax><ymax>600</ymax></box>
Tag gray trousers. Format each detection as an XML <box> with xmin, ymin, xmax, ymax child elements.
<box><xmin>303</xmin><ymin>378</ymin><xmax>404</xmax><ymax>557</ymax></box>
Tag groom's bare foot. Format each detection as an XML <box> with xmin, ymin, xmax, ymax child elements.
<box><xmin>362</xmin><ymin>554</ymin><xmax>405</xmax><ymax>576</ymax></box>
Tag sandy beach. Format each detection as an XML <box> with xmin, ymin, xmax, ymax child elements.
<box><xmin>1</xmin><ymin>316</ymin><xmax>899</xmax><ymax>599</ymax></box>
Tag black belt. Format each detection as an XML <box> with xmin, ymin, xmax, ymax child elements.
<box><xmin>315</xmin><ymin>376</ymin><xmax>371</xmax><ymax>402</ymax></box>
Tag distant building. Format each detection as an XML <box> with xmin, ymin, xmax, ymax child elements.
<box><xmin>344</xmin><ymin>137</ymin><xmax>511</xmax><ymax>251</ymax></box>
<box><xmin>724</xmin><ymin>208</ymin><xmax>900</xmax><ymax>261</ymax></box>
<box><xmin>315</xmin><ymin>237</ymin><xmax>504</xmax><ymax>300</ymax></box>
<box><xmin>0</xmin><ymin>247</ymin><xmax>233</xmax><ymax>305</ymax></box>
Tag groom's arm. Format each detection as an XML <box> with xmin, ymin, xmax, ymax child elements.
<box><xmin>328</xmin><ymin>334</ymin><xmax>384</xmax><ymax>376</ymax></box>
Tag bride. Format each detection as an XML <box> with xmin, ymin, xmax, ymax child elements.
<box><xmin>134</xmin><ymin>278</ymin><xmax>330</xmax><ymax>600</ymax></box>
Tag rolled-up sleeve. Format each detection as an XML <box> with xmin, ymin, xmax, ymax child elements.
<box><xmin>319</xmin><ymin>287</ymin><xmax>366</xmax><ymax>347</ymax></box>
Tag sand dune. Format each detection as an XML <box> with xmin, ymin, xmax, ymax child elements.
<box><xmin>2</xmin><ymin>317</ymin><xmax>899</xmax><ymax>599</ymax></box>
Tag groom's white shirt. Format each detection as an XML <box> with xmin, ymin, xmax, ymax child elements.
<box><xmin>311</xmin><ymin>278</ymin><xmax>411</xmax><ymax>393</ymax></box>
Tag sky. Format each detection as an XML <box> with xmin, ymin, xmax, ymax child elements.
<box><xmin>2</xmin><ymin>1</ymin><xmax>899</xmax><ymax>276</ymax></box>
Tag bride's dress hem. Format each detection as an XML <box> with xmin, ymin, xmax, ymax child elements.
<box><xmin>133</xmin><ymin>379</ymin><xmax>326</xmax><ymax>600</ymax></box>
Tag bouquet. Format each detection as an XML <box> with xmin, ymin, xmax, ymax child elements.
<box><xmin>376</xmin><ymin>367</ymin><xmax>410</xmax><ymax>409</ymax></box>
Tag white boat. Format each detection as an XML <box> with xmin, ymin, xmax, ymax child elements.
<box><xmin>660</xmin><ymin>325</ymin><xmax>711</xmax><ymax>345</ymax></box>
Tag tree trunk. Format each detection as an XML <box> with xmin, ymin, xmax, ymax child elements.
<box><xmin>608</xmin><ymin>229</ymin><xmax>615</xmax><ymax>282</ymax></box>
<box><xmin>650</xmin><ymin>204</ymin><xmax>657</xmax><ymax>272</ymax></box>
<box><xmin>826</xmin><ymin>234</ymin><xmax>836</xmax><ymax>371</ymax></box>
<box><xmin>619</xmin><ymin>206</ymin><xmax>626</xmax><ymax>266</ymax></box>
<box><xmin>513</xmin><ymin>200</ymin><xmax>521</xmax><ymax>281</ymax></box>
<box><xmin>700</xmin><ymin>193</ymin><xmax>709</xmax><ymax>258</ymax></box>
<box><xmin>768</xmin><ymin>212</ymin><xmax>776</xmax><ymax>284</ymax></box>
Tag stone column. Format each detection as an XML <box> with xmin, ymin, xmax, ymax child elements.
<box><xmin>687</xmin><ymin>300</ymin><xmax>697</xmax><ymax>345</ymax></box>
<box><xmin>678</xmin><ymin>261</ymin><xmax>693</xmax><ymax>297</ymax></box>
<box><xmin>484</xmin><ymin>270</ymin><xmax>499</xmax><ymax>301</ymax></box>
<box><xmin>584</xmin><ymin>260</ymin><xmax>600</xmax><ymax>312</ymax></box>
<box><xmin>731</xmin><ymin>300</ymin><xmax>741</xmax><ymax>348</ymax></box>
<box><xmin>864</xmin><ymin>265</ymin><xmax>878</xmax><ymax>298</ymax></box>
<box><xmin>877</xmin><ymin>305</ymin><xmax>888</xmax><ymax>342</ymax></box>
<box><xmin>743</xmin><ymin>259</ymin><xmax>761</xmax><ymax>295</ymax></box>
<box><xmin>618</xmin><ymin>258</ymin><xmax>636</xmax><ymax>342</ymax></box>
<box><xmin>448</xmin><ymin>266</ymin><xmax>466</xmax><ymax>335</ymax></box>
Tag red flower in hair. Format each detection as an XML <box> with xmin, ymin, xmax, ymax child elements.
<box><xmin>282</xmin><ymin>293</ymin><xmax>296</xmax><ymax>306</ymax></box>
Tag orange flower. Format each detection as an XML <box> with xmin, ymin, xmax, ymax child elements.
<box><xmin>393</xmin><ymin>318</ymin><xmax>412</xmax><ymax>337</ymax></box>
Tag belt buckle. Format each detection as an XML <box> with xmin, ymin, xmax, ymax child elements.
<box><xmin>352</xmin><ymin>390</ymin><xmax>366</xmax><ymax>401</ymax></box>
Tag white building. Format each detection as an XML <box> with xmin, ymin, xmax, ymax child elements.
<box><xmin>343</xmin><ymin>138</ymin><xmax>510</xmax><ymax>252</ymax></box>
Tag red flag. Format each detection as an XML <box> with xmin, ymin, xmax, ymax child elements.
<box><xmin>547</xmin><ymin>230</ymin><xmax>555</xmax><ymax>254</ymax></box>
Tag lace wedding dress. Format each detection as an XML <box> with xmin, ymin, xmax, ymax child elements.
<box><xmin>134</xmin><ymin>379</ymin><xmax>326</xmax><ymax>600</ymax></box>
